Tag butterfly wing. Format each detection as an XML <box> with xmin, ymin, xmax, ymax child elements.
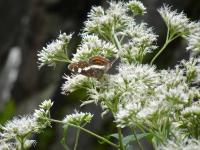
<box><xmin>68</xmin><ymin>56</ymin><xmax>111</xmax><ymax>78</ymax></box>
<box><xmin>68</xmin><ymin>61</ymin><xmax>89</xmax><ymax>73</ymax></box>
<box><xmin>89</xmin><ymin>56</ymin><xmax>111</xmax><ymax>71</ymax></box>
<box><xmin>89</xmin><ymin>56</ymin><xmax>110</xmax><ymax>65</ymax></box>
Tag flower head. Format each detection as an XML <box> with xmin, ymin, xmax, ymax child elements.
<box><xmin>33</xmin><ymin>99</ymin><xmax>54</xmax><ymax>129</ymax></box>
<box><xmin>127</xmin><ymin>0</ymin><xmax>146</xmax><ymax>15</ymax></box>
<box><xmin>181</xmin><ymin>101</ymin><xmax>200</xmax><ymax>116</ymax></box>
<box><xmin>181</xmin><ymin>58</ymin><xmax>200</xmax><ymax>83</ymax></box>
<box><xmin>158</xmin><ymin>138</ymin><xmax>200</xmax><ymax>150</ymax></box>
<box><xmin>158</xmin><ymin>5</ymin><xmax>194</xmax><ymax>37</ymax></box>
<box><xmin>120</xmin><ymin>23</ymin><xmax>157</xmax><ymax>63</ymax></box>
<box><xmin>186</xmin><ymin>33</ymin><xmax>200</xmax><ymax>55</ymax></box>
<box><xmin>61</xmin><ymin>74</ymin><xmax>95</xmax><ymax>94</ymax></box>
<box><xmin>63</xmin><ymin>111</ymin><xmax>93</xmax><ymax>126</ymax></box>
<box><xmin>37</xmin><ymin>32</ymin><xmax>72</xmax><ymax>68</ymax></box>
<box><xmin>39</xmin><ymin>99</ymin><xmax>54</xmax><ymax>110</ymax></box>
<box><xmin>84</xmin><ymin>2</ymin><xmax>131</xmax><ymax>35</ymax></box>
<box><xmin>71</xmin><ymin>35</ymin><xmax>117</xmax><ymax>62</ymax></box>
<box><xmin>0</xmin><ymin>115</ymin><xmax>38</xmax><ymax>139</ymax></box>
<box><xmin>0</xmin><ymin>141</ymin><xmax>15</xmax><ymax>150</ymax></box>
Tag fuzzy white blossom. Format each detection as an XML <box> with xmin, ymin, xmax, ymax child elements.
<box><xmin>84</xmin><ymin>2</ymin><xmax>131</xmax><ymax>35</ymax></box>
<box><xmin>71</xmin><ymin>35</ymin><xmax>117</xmax><ymax>62</ymax></box>
<box><xmin>115</xmin><ymin>62</ymin><xmax>197</xmax><ymax>128</ymax></box>
<box><xmin>115</xmin><ymin>101</ymin><xmax>142</xmax><ymax>128</ymax></box>
<box><xmin>186</xmin><ymin>33</ymin><xmax>200</xmax><ymax>54</ymax></box>
<box><xmin>0</xmin><ymin>141</ymin><xmax>15</xmax><ymax>150</ymax></box>
<box><xmin>181</xmin><ymin>58</ymin><xmax>200</xmax><ymax>83</ymax></box>
<box><xmin>118</xmin><ymin>63</ymin><xmax>159</xmax><ymax>87</ymax></box>
<box><xmin>159</xmin><ymin>68</ymin><xmax>186</xmax><ymax>88</ymax></box>
<box><xmin>61</xmin><ymin>74</ymin><xmax>94</xmax><ymax>94</ymax></box>
<box><xmin>127</xmin><ymin>0</ymin><xmax>146</xmax><ymax>15</ymax></box>
<box><xmin>181</xmin><ymin>102</ymin><xmax>200</xmax><ymax>116</ymax></box>
<box><xmin>32</xmin><ymin>0</ymin><xmax>200</xmax><ymax>148</ymax></box>
<box><xmin>158</xmin><ymin>5</ymin><xmax>195</xmax><ymax>36</ymax></box>
<box><xmin>0</xmin><ymin>116</ymin><xmax>38</xmax><ymax>139</ymax></box>
<box><xmin>159</xmin><ymin>85</ymin><xmax>190</xmax><ymax>105</ymax></box>
<box><xmin>39</xmin><ymin>99</ymin><xmax>54</xmax><ymax>110</ymax></box>
<box><xmin>120</xmin><ymin>23</ymin><xmax>157</xmax><ymax>63</ymax></box>
<box><xmin>38</xmin><ymin>32</ymin><xmax>72</xmax><ymax>68</ymax></box>
<box><xmin>63</xmin><ymin>111</ymin><xmax>93</xmax><ymax>126</ymax></box>
<box><xmin>158</xmin><ymin>138</ymin><xmax>200</xmax><ymax>150</ymax></box>
<box><xmin>33</xmin><ymin>99</ymin><xmax>54</xmax><ymax>129</ymax></box>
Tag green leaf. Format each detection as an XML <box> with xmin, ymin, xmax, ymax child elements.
<box><xmin>109</xmin><ymin>133</ymin><xmax>119</xmax><ymax>139</ymax></box>
<box><xmin>123</xmin><ymin>133</ymin><xmax>152</xmax><ymax>146</ymax></box>
<box><xmin>98</xmin><ymin>133</ymin><xmax>118</xmax><ymax>144</ymax></box>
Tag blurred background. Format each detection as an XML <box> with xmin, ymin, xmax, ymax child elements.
<box><xmin>0</xmin><ymin>0</ymin><xmax>200</xmax><ymax>149</ymax></box>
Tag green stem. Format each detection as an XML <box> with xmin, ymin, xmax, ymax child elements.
<box><xmin>150</xmin><ymin>40</ymin><xmax>170</xmax><ymax>65</ymax></box>
<box><xmin>150</xmin><ymin>27</ymin><xmax>170</xmax><ymax>65</ymax></box>
<box><xmin>17</xmin><ymin>136</ymin><xmax>25</xmax><ymax>150</ymax></box>
<box><xmin>111</xmin><ymin>26</ymin><xmax>122</xmax><ymax>51</ymax></box>
<box><xmin>52</xmin><ymin>58</ymin><xmax>70</xmax><ymax>63</ymax></box>
<box><xmin>50</xmin><ymin>119</ymin><xmax>119</xmax><ymax>148</ymax></box>
<box><xmin>150</xmin><ymin>27</ymin><xmax>182</xmax><ymax>65</ymax></box>
<box><xmin>73</xmin><ymin>129</ymin><xmax>80</xmax><ymax>150</ymax></box>
<box><xmin>131</xmin><ymin>128</ymin><xmax>143</xmax><ymax>150</ymax></box>
<box><xmin>113</xmin><ymin>33</ymin><xmax>122</xmax><ymax>50</ymax></box>
<box><xmin>117</xmin><ymin>128</ymin><xmax>125</xmax><ymax>150</ymax></box>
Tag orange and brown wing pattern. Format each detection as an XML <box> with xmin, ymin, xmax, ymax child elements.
<box><xmin>68</xmin><ymin>61</ymin><xmax>89</xmax><ymax>73</ymax></box>
<box><xmin>68</xmin><ymin>56</ymin><xmax>112</xmax><ymax>78</ymax></box>
<box><xmin>89</xmin><ymin>56</ymin><xmax>110</xmax><ymax>66</ymax></box>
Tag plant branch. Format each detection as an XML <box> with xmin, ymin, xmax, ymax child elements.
<box><xmin>50</xmin><ymin>119</ymin><xmax>119</xmax><ymax>148</ymax></box>
<box><xmin>73</xmin><ymin>129</ymin><xmax>80</xmax><ymax>150</ymax></box>
<box><xmin>117</xmin><ymin>128</ymin><xmax>125</xmax><ymax>150</ymax></box>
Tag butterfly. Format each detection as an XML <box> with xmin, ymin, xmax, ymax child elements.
<box><xmin>68</xmin><ymin>56</ymin><xmax>112</xmax><ymax>78</ymax></box>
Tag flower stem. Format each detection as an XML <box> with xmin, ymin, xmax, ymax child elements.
<box><xmin>112</xmin><ymin>26</ymin><xmax>122</xmax><ymax>51</ymax></box>
<box><xmin>73</xmin><ymin>129</ymin><xmax>80</xmax><ymax>150</ymax></box>
<box><xmin>17</xmin><ymin>136</ymin><xmax>25</xmax><ymax>150</ymax></box>
<box><xmin>49</xmin><ymin>119</ymin><xmax>119</xmax><ymax>148</ymax></box>
<box><xmin>117</xmin><ymin>128</ymin><xmax>125</xmax><ymax>150</ymax></box>
<box><xmin>150</xmin><ymin>27</ymin><xmax>181</xmax><ymax>65</ymax></box>
<box><xmin>131</xmin><ymin>128</ymin><xmax>143</xmax><ymax>150</ymax></box>
<box><xmin>150</xmin><ymin>40</ymin><xmax>170</xmax><ymax>65</ymax></box>
<box><xmin>113</xmin><ymin>33</ymin><xmax>122</xmax><ymax>50</ymax></box>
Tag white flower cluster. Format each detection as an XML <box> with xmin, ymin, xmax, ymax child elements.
<box><xmin>38</xmin><ymin>32</ymin><xmax>72</xmax><ymax>68</ymax></box>
<box><xmin>71</xmin><ymin>35</ymin><xmax>118</xmax><ymax>62</ymax></box>
<box><xmin>0</xmin><ymin>100</ymin><xmax>54</xmax><ymax>149</ymax></box>
<box><xmin>61</xmin><ymin>74</ymin><xmax>101</xmax><ymax>94</ymax></box>
<box><xmin>187</xmin><ymin>33</ymin><xmax>200</xmax><ymax>54</ymax></box>
<box><xmin>84</xmin><ymin>2</ymin><xmax>130</xmax><ymax>36</ymax></box>
<box><xmin>63</xmin><ymin>111</ymin><xmax>93</xmax><ymax>126</ymax></box>
<box><xmin>181</xmin><ymin>58</ymin><xmax>200</xmax><ymax>83</ymax></box>
<box><xmin>0</xmin><ymin>116</ymin><xmax>37</xmax><ymax>149</ymax></box>
<box><xmin>182</xmin><ymin>103</ymin><xmax>200</xmax><ymax>116</ymax></box>
<box><xmin>159</xmin><ymin>138</ymin><xmax>200</xmax><ymax>150</ymax></box>
<box><xmin>62</xmin><ymin>74</ymin><xmax>88</xmax><ymax>93</ymax></box>
<box><xmin>0</xmin><ymin>141</ymin><xmax>14</xmax><ymax>150</ymax></box>
<box><xmin>0</xmin><ymin>116</ymin><xmax>38</xmax><ymax>139</ymax></box>
<box><xmin>127</xmin><ymin>0</ymin><xmax>146</xmax><ymax>15</ymax></box>
<box><xmin>120</xmin><ymin>23</ymin><xmax>157</xmax><ymax>63</ymax></box>
<box><xmin>158</xmin><ymin>5</ymin><xmax>196</xmax><ymax>37</ymax></box>
<box><xmin>33</xmin><ymin>99</ymin><xmax>53</xmax><ymax>129</ymax></box>
<box><xmin>35</xmin><ymin>0</ymin><xmax>200</xmax><ymax>149</ymax></box>
<box><xmin>115</xmin><ymin>63</ymin><xmax>194</xmax><ymax>126</ymax></box>
<box><xmin>62</xmin><ymin>1</ymin><xmax>157</xmax><ymax>94</ymax></box>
